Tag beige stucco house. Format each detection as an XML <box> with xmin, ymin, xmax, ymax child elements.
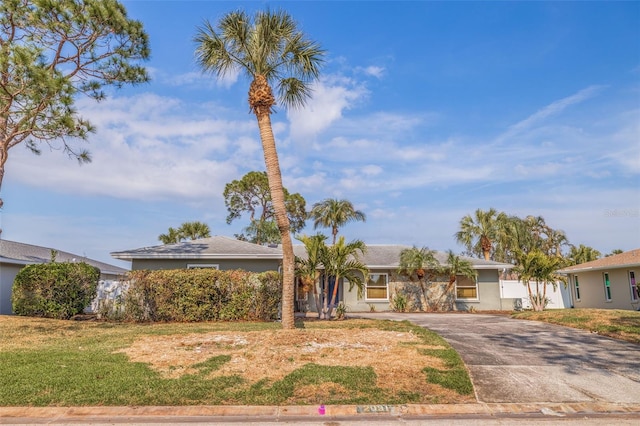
<box><xmin>559</xmin><ymin>249</ymin><xmax>640</xmax><ymax>311</ymax></box>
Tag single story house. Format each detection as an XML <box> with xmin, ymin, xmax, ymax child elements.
<box><xmin>0</xmin><ymin>239</ymin><xmax>130</xmax><ymax>315</ymax></box>
<box><xmin>558</xmin><ymin>248</ymin><xmax>640</xmax><ymax>311</ymax></box>
<box><xmin>111</xmin><ymin>236</ymin><xmax>514</xmax><ymax>312</ymax></box>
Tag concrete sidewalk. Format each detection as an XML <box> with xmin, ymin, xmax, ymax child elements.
<box><xmin>1</xmin><ymin>402</ymin><xmax>639</xmax><ymax>424</ymax></box>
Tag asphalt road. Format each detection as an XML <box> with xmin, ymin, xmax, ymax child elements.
<box><xmin>354</xmin><ymin>312</ymin><xmax>640</xmax><ymax>404</ymax></box>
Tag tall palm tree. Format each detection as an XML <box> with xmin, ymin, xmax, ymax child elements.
<box><xmin>195</xmin><ymin>10</ymin><xmax>324</xmax><ymax>329</ymax></box>
<box><xmin>545</xmin><ymin>229</ymin><xmax>569</xmax><ymax>257</ymax></box>
<box><xmin>397</xmin><ymin>246</ymin><xmax>439</xmax><ymax>311</ymax></box>
<box><xmin>323</xmin><ymin>237</ymin><xmax>368</xmax><ymax>318</ymax></box>
<box><xmin>309</xmin><ymin>198</ymin><xmax>366</xmax><ymax>244</ymax></box>
<box><xmin>179</xmin><ymin>221</ymin><xmax>211</xmax><ymax>240</ymax></box>
<box><xmin>436</xmin><ymin>250</ymin><xmax>476</xmax><ymax>310</ymax></box>
<box><xmin>295</xmin><ymin>233</ymin><xmax>327</xmax><ymax>317</ymax></box>
<box><xmin>455</xmin><ymin>208</ymin><xmax>505</xmax><ymax>261</ymax></box>
<box><xmin>567</xmin><ymin>244</ymin><xmax>601</xmax><ymax>265</ymax></box>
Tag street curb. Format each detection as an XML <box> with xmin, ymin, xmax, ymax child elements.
<box><xmin>1</xmin><ymin>402</ymin><xmax>639</xmax><ymax>422</ymax></box>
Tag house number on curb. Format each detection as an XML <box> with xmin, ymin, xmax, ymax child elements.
<box><xmin>356</xmin><ymin>405</ymin><xmax>409</xmax><ymax>414</ymax></box>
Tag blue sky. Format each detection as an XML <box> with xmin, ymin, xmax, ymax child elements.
<box><xmin>1</xmin><ymin>1</ymin><xmax>638</xmax><ymax>268</ymax></box>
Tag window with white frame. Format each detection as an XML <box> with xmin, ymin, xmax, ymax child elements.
<box><xmin>603</xmin><ymin>272</ymin><xmax>612</xmax><ymax>301</ymax></box>
<box><xmin>455</xmin><ymin>276</ymin><xmax>478</xmax><ymax>300</ymax></box>
<box><xmin>187</xmin><ymin>264</ymin><xmax>219</xmax><ymax>269</ymax></box>
<box><xmin>365</xmin><ymin>274</ymin><xmax>388</xmax><ymax>301</ymax></box>
<box><xmin>573</xmin><ymin>275</ymin><xmax>581</xmax><ymax>301</ymax></box>
<box><xmin>630</xmin><ymin>271</ymin><xmax>638</xmax><ymax>301</ymax></box>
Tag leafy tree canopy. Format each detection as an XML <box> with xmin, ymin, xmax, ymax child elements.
<box><xmin>0</xmin><ymin>0</ymin><xmax>150</xmax><ymax>208</ymax></box>
<box><xmin>223</xmin><ymin>171</ymin><xmax>307</xmax><ymax>244</ymax></box>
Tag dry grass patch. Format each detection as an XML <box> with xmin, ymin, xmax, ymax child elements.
<box><xmin>0</xmin><ymin>316</ymin><xmax>474</xmax><ymax>405</ymax></box>
<box><xmin>116</xmin><ymin>324</ymin><xmax>451</xmax><ymax>398</ymax></box>
<box><xmin>512</xmin><ymin>309</ymin><xmax>640</xmax><ymax>344</ymax></box>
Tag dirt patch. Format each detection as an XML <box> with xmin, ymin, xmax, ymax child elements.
<box><xmin>116</xmin><ymin>327</ymin><xmax>450</xmax><ymax>397</ymax></box>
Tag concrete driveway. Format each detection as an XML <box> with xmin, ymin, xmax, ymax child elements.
<box><xmin>354</xmin><ymin>313</ymin><xmax>640</xmax><ymax>404</ymax></box>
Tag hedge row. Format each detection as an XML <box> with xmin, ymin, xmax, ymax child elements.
<box><xmin>12</xmin><ymin>262</ymin><xmax>100</xmax><ymax>319</ymax></box>
<box><xmin>123</xmin><ymin>269</ymin><xmax>282</xmax><ymax>322</ymax></box>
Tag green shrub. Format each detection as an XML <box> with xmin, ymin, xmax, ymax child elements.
<box><xmin>12</xmin><ymin>262</ymin><xmax>100</xmax><ymax>319</ymax></box>
<box><xmin>391</xmin><ymin>293</ymin><xmax>408</xmax><ymax>312</ymax></box>
<box><xmin>123</xmin><ymin>269</ymin><xmax>281</xmax><ymax>322</ymax></box>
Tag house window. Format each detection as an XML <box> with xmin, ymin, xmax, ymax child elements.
<box><xmin>630</xmin><ymin>271</ymin><xmax>638</xmax><ymax>301</ymax></box>
<box><xmin>456</xmin><ymin>276</ymin><xmax>478</xmax><ymax>300</ymax></box>
<box><xmin>365</xmin><ymin>274</ymin><xmax>388</xmax><ymax>301</ymax></box>
<box><xmin>187</xmin><ymin>264</ymin><xmax>219</xmax><ymax>269</ymax></box>
<box><xmin>603</xmin><ymin>272</ymin><xmax>612</xmax><ymax>301</ymax></box>
<box><xmin>574</xmin><ymin>275</ymin><xmax>581</xmax><ymax>301</ymax></box>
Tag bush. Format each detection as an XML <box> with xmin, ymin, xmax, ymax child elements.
<box><xmin>12</xmin><ymin>262</ymin><xmax>100</xmax><ymax>319</ymax></box>
<box><xmin>123</xmin><ymin>269</ymin><xmax>281</xmax><ymax>322</ymax></box>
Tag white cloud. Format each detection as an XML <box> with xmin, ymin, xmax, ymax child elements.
<box><xmin>7</xmin><ymin>93</ymin><xmax>259</xmax><ymax>203</ymax></box>
<box><xmin>286</xmin><ymin>76</ymin><xmax>369</xmax><ymax>141</ymax></box>
<box><xmin>356</xmin><ymin>65</ymin><xmax>385</xmax><ymax>79</ymax></box>
<box><xmin>164</xmin><ymin>68</ymin><xmax>240</xmax><ymax>89</ymax></box>
<box><xmin>495</xmin><ymin>85</ymin><xmax>606</xmax><ymax>145</ymax></box>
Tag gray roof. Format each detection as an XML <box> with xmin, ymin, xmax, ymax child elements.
<box><xmin>114</xmin><ymin>237</ymin><xmax>512</xmax><ymax>270</ymax></box>
<box><xmin>0</xmin><ymin>239</ymin><xmax>129</xmax><ymax>275</ymax></box>
<box><xmin>111</xmin><ymin>236</ymin><xmax>283</xmax><ymax>260</ymax></box>
<box><xmin>296</xmin><ymin>244</ymin><xmax>513</xmax><ymax>270</ymax></box>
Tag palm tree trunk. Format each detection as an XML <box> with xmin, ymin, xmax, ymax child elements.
<box><xmin>312</xmin><ymin>275</ymin><xmax>321</xmax><ymax>319</ymax></box>
<box><xmin>328</xmin><ymin>275</ymin><xmax>340</xmax><ymax>318</ymax></box>
<box><xmin>322</xmin><ymin>274</ymin><xmax>329</xmax><ymax>319</ymax></box>
<box><xmin>254</xmin><ymin>112</ymin><xmax>295</xmax><ymax>329</ymax></box>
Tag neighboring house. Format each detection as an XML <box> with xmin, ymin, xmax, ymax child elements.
<box><xmin>558</xmin><ymin>248</ymin><xmax>640</xmax><ymax>311</ymax></box>
<box><xmin>112</xmin><ymin>237</ymin><xmax>513</xmax><ymax>312</ymax></box>
<box><xmin>0</xmin><ymin>239</ymin><xmax>129</xmax><ymax>315</ymax></box>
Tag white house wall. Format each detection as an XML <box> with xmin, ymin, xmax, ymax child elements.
<box><xmin>500</xmin><ymin>280</ymin><xmax>571</xmax><ymax>309</ymax></box>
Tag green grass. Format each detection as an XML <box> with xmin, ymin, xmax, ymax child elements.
<box><xmin>511</xmin><ymin>309</ymin><xmax>640</xmax><ymax>344</ymax></box>
<box><xmin>0</xmin><ymin>316</ymin><xmax>473</xmax><ymax>406</ymax></box>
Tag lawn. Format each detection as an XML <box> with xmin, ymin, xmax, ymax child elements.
<box><xmin>0</xmin><ymin>316</ymin><xmax>474</xmax><ymax>407</ymax></box>
<box><xmin>512</xmin><ymin>308</ymin><xmax>640</xmax><ymax>344</ymax></box>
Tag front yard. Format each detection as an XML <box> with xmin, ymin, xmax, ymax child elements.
<box><xmin>0</xmin><ymin>316</ymin><xmax>474</xmax><ymax>406</ymax></box>
<box><xmin>512</xmin><ymin>308</ymin><xmax>640</xmax><ymax>344</ymax></box>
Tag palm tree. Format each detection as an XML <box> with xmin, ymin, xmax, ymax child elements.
<box><xmin>295</xmin><ymin>233</ymin><xmax>327</xmax><ymax>317</ymax></box>
<box><xmin>309</xmin><ymin>198</ymin><xmax>366</xmax><ymax>244</ymax></box>
<box><xmin>435</xmin><ymin>250</ymin><xmax>476</xmax><ymax>310</ymax></box>
<box><xmin>514</xmin><ymin>250</ymin><xmax>566</xmax><ymax>311</ymax></box>
<box><xmin>455</xmin><ymin>208</ymin><xmax>505</xmax><ymax>261</ymax></box>
<box><xmin>397</xmin><ymin>246</ymin><xmax>439</xmax><ymax>311</ymax></box>
<box><xmin>545</xmin><ymin>229</ymin><xmax>569</xmax><ymax>257</ymax></box>
<box><xmin>179</xmin><ymin>221</ymin><xmax>211</xmax><ymax>240</ymax></box>
<box><xmin>158</xmin><ymin>227</ymin><xmax>182</xmax><ymax>244</ymax></box>
<box><xmin>567</xmin><ymin>244</ymin><xmax>601</xmax><ymax>265</ymax></box>
<box><xmin>195</xmin><ymin>10</ymin><xmax>324</xmax><ymax>329</ymax></box>
<box><xmin>323</xmin><ymin>237</ymin><xmax>368</xmax><ymax>318</ymax></box>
